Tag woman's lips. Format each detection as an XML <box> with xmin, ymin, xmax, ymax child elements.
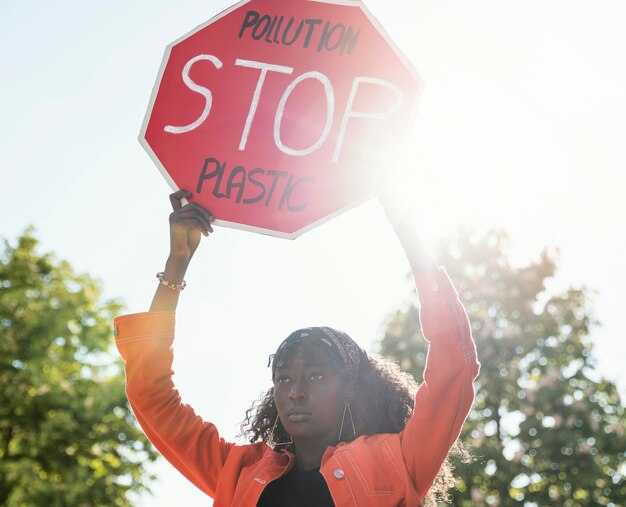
<box><xmin>287</xmin><ymin>412</ymin><xmax>312</xmax><ymax>422</ymax></box>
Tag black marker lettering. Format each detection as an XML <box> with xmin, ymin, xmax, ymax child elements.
<box><xmin>241</xmin><ymin>12</ymin><xmax>360</xmax><ymax>55</ymax></box>
<box><xmin>252</xmin><ymin>15</ymin><xmax>272</xmax><ymax>40</ymax></box>
<box><xmin>239</xmin><ymin>11</ymin><xmax>259</xmax><ymax>38</ymax></box>
<box><xmin>197</xmin><ymin>156</ymin><xmax>316</xmax><ymax>212</ymax></box>
<box><xmin>283</xmin><ymin>176</ymin><xmax>314</xmax><ymax>212</ymax></box>
<box><xmin>272</xmin><ymin>16</ymin><xmax>284</xmax><ymax>43</ymax></box>
<box><xmin>196</xmin><ymin>157</ymin><xmax>226</xmax><ymax>198</ymax></box>
<box><xmin>278</xmin><ymin>174</ymin><xmax>294</xmax><ymax>210</ymax></box>
<box><xmin>341</xmin><ymin>26</ymin><xmax>360</xmax><ymax>55</ymax></box>
<box><xmin>303</xmin><ymin>19</ymin><xmax>322</xmax><ymax>48</ymax></box>
<box><xmin>265</xmin><ymin>170</ymin><xmax>288</xmax><ymax>206</ymax></box>
<box><xmin>265</xmin><ymin>16</ymin><xmax>278</xmax><ymax>43</ymax></box>
<box><xmin>243</xmin><ymin>168</ymin><xmax>266</xmax><ymax>204</ymax></box>
<box><xmin>226</xmin><ymin>165</ymin><xmax>246</xmax><ymax>202</ymax></box>
<box><xmin>282</xmin><ymin>18</ymin><xmax>304</xmax><ymax>46</ymax></box>
<box><xmin>318</xmin><ymin>22</ymin><xmax>345</xmax><ymax>52</ymax></box>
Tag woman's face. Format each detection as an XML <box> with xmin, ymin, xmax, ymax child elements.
<box><xmin>273</xmin><ymin>346</ymin><xmax>350</xmax><ymax>446</ymax></box>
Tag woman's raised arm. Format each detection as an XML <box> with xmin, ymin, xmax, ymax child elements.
<box><xmin>378</xmin><ymin>177</ymin><xmax>480</xmax><ymax>500</ymax></box>
<box><xmin>377</xmin><ymin>179</ymin><xmax>437</xmax><ymax>275</ymax></box>
<box><xmin>150</xmin><ymin>189</ymin><xmax>215</xmax><ymax>312</ymax></box>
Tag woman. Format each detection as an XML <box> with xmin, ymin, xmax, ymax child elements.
<box><xmin>114</xmin><ymin>189</ymin><xmax>480</xmax><ymax>506</ymax></box>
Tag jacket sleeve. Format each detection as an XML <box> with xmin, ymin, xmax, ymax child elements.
<box><xmin>113</xmin><ymin>311</ymin><xmax>234</xmax><ymax>497</ymax></box>
<box><xmin>399</xmin><ymin>268</ymin><xmax>480</xmax><ymax>500</ymax></box>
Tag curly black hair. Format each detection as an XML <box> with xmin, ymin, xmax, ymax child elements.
<box><xmin>239</xmin><ymin>341</ymin><xmax>470</xmax><ymax>504</ymax></box>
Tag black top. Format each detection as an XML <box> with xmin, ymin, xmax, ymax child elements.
<box><xmin>257</xmin><ymin>466</ymin><xmax>335</xmax><ymax>507</ymax></box>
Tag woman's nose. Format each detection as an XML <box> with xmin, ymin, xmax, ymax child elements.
<box><xmin>288</xmin><ymin>379</ymin><xmax>307</xmax><ymax>400</ymax></box>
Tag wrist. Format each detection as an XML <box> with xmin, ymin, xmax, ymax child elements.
<box><xmin>163</xmin><ymin>255</ymin><xmax>190</xmax><ymax>282</ymax></box>
<box><xmin>385</xmin><ymin>215</ymin><xmax>438</xmax><ymax>275</ymax></box>
<box><xmin>386</xmin><ymin>211</ymin><xmax>418</xmax><ymax>244</ymax></box>
<box><xmin>156</xmin><ymin>271</ymin><xmax>187</xmax><ymax>291</ymax></box>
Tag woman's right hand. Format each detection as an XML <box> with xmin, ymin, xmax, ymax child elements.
<box><xmin>168</xmin><ymin>189</ymin><xmax>215</xmax><ymax>262</ymax></box>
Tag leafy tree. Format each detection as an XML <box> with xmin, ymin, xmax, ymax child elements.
<box><xmin>380</xmin><ymin>229</ymin><xmax>625</xmax><ymax>506</ymax></box>
<box><xmin>0</xmin><ymin>229</ymin><xmax>158</xmax><ymax>506</ymax></box>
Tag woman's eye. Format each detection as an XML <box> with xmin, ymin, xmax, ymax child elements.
<box><xmin>309</xmin><ymin>373</ymin><xmax>324</xmax><ymax>383</ymax></box>
<box><xmin>276</xmin><ymin>376</ymin><xmax>290</xmax><ymax>384</ymax></box>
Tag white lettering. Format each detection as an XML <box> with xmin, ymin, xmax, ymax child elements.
<box><xmin>235</xmin><ymin>59</ymin><xmax>294</xmax><ymax>151</ymax></box>
<box><xmin>332</xmin><ymin>77</ymin><xmax>403</xmax><ymax>163</ymax></box>
<box><xmin>164</xmin><ymin>55</ymin><xmax>223</xmax><ymax>134</ymax></box>
<box><xmin>274</xmin><ymin>71</ymin><xmax>334</xmax><ymax>157</ymax></box>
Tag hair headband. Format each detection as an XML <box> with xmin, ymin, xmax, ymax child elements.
<box><xmin>274</xmin><ymin>326</ymin><xmax>368</xmax><ymax>380</ymax></box>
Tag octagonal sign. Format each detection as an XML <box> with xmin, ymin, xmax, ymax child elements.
<box><xmin>141</xmin><ymin>0</ymin><xmax>423</xmax><ymax>239</ymax></box>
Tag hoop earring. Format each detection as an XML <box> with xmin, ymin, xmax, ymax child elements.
<box><xmin>269</xmin><ymin>414</ymin><xmax>293</xmax><ymax>446</ymax></box>
<box><xmin>338</xmin><ymin>403</ymin><xmax>356</xmax><ymax>441</ymax></box>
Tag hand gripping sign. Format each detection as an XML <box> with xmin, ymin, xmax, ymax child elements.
<box><xmin>141</xmin><ymin>0</ymin><xmax>423</xmax><ymax>239</ymax></box>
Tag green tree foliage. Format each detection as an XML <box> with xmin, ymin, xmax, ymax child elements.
<box><xmin>0</xmin><ymin>229</ymin><xmax>158</xmax><ymax>506</ymax></box>
<box><xmin>381</xmin><ymin>229</ymin><xmax>625</xmax><ymax>506</ymax></box>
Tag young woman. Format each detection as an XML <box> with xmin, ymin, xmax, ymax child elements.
<box><xmin>114</xmin><ymin>189</ymin><xmax>480</xmax><ymax>506</ymax></box>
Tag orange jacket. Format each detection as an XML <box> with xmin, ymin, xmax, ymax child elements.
<box><xmin>114</xmin><ymin>268</ymin><xmax>480</xmax><ymax>506</ymax></box>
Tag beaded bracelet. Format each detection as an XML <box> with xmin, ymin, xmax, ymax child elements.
<box><xmin>156</xmin><ymin>272</ymin><xmax>187</xmax><ymax>291</ymax></box>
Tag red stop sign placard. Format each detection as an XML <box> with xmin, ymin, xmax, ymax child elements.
<box><xmin>141</xmin><ymin>0</ymin><xmax>423</xmax><ymax>239</ymax></box>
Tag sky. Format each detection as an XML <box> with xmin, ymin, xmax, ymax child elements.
<box><xmin>1</xmin><ymin>0</ymin><xmax>625</xmax><ymax>505</ymax></box>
